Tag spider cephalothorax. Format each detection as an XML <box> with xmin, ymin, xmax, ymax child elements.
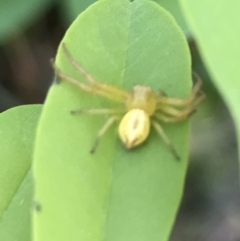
<box><xmin>53</xmin><ymin>43</ymin><xmax>205</xmax><ymax>160</ymax></box>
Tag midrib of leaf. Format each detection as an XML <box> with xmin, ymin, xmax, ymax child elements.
<box><xmin>100</xmin><ymin>2</ymin><xmax>131</xmax><ymax>240</ymax></box>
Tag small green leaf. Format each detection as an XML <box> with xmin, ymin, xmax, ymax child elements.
<box><xmin>0</xmin><ymin>172</ymin><xmax>33</xmax><ymax>241</ymax></box>
<box><xmin>33</xmin><ymin>0</ymin><xmax>192</xmax><ymax>241</ymax></box>
<box><xmin>0</xmin><ymin>105</ymin><xmax>42</xmax><ymax>240</ymax></box>
<box><xmin>180</xmin><ymin>0</ymin><xmax>240</xmax><ymax>160</ymax></box>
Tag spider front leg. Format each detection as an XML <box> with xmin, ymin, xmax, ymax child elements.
<box><xmin>156</xmin><ymin>76</ymin><xmax>205</xmax><ymax>107</ymax></box>
<box><xmin>156</xmin><ymin>85</ymin><xmax>205</xmax><ymax>119</ymax></box>
<box><xmin>157</xmin><ymin>104</ymin><xmax>197</xmax><ymax>119</ymax></box>
<box><xmin>61</xmin><ymin>43</ymin><xmax>130</xmax><ymax>100</ymax></box>
<box><xmin>154</xmin><ymin>112</ymin><xmax>193</xmax><ymax>123</ymax></box>
<box><xmin>52</xmin><ymin>61</ymin><xmax>127</xmax><ymax>103</ymax></box>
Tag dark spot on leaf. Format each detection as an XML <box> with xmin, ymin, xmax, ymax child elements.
<box><xmin>34</xmin><ymin>201</ymin><xmax>42</xmax><ymax>212</ymax></box>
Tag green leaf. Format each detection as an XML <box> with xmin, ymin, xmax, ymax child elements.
<box><xmin>63</xmin><ymin>0</ymin><xmax>189</xmax><ymax>35</ymax></box>
<box><xmin>0</xmin><ymin>105</ymin><xmax>42</xmax><ymax>240</ymax></box>
<box><xmin>0</xmin><ymin>0</ymin><xmax>53</xmax><ymax>44</ymax></box>
<box><xmin>33</xmin><ymin>0</ymin><xmax>192</xmax><ymax>241</ymax></box>
<box><xmin>155</xmin><ymin>0</ymin><xmax>189</xmax><ymax>35</ymax></box>
<box><xmin>0</xmin><ymin>172</ymin><xmax>33</xmax><ymax>241</ymax></box>
<box><xmin>180</xmin><ymin>1</ymin><xmax>240</xmax><ymax>159</ymax></box>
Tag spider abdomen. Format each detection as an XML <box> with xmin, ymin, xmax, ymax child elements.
<box><xmin>118</xmin><ymin>108</ymin><xmax>150</xmax><ymax>149</ymax></box>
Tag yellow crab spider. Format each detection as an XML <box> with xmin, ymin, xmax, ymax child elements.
<box><xmin>52</xmin><ymin>43</ymin><xmax>205</xmax><ymax>160</ymax></box>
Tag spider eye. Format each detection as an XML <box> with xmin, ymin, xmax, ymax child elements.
<box><xmin>118</xmin><ymin>109</ymin><xmax>150</xmax><ymax>148</ymax></box>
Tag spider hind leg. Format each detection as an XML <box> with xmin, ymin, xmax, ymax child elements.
<box><xmin>151</xmin><ymin>120</ymin><xmax>180</xmax><ymax>160</ymax></box>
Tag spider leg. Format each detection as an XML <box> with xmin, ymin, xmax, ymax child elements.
<box><xmin>191</xmin><ymin>90</ymin><xmax>206</xmax><ymax>107</ymax></box>
<box><xmin>71</xmin><ymin>108</ymin><xmax>124</xmax><ymax>115</ymax></box>
<box><xmin>157</xmin><ymin>104</ymin><xmax>196</xmax><ymax>118</ymax></box>
<box><xmin>156</xmin><ymin>92</ymin><xmax>204</xmax><ymax>109</ymax></box>
<box><xmin>151</xmin><ymin>120</ymin><xmax>180</xmax><ymax>160</ymax></box>
<box><xmin>90</xmin><ymin>116</ymin><xmax>118</xmax><ymax>154</ymax></box>
<box><xmin>156</xmin><ymin>90</ymin><xmax>205</xmax><ymax>118</ymax></box>
<box><xmin>61</xmin><ymin>43</ymin><xmax>129</xmax><ymax>99</ymax></box>
<box><xmin>52</xmin><ymin>60</ymin><xmax>126</xmax><ymax>102</ymax></box>
<box><xmin>156</xmin><ymin>77</ymin><xmax>204</xmax><ymax>106</ymax></box>
<box><xmin>154</xmin><ymin>112</ymin><xmax>193</xmax><ymax>123</ymax></box>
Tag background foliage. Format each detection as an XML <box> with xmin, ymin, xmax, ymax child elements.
<box><xmin>0</xmin><ymin>0</ymin><xmax>239</xmax><ymax>241</ymax></box>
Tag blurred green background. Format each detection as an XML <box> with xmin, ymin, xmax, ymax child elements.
<box><xmin>0</xmin><ymin>0</ymin><xmax>239</xmax><ymax>240</ymax></box>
